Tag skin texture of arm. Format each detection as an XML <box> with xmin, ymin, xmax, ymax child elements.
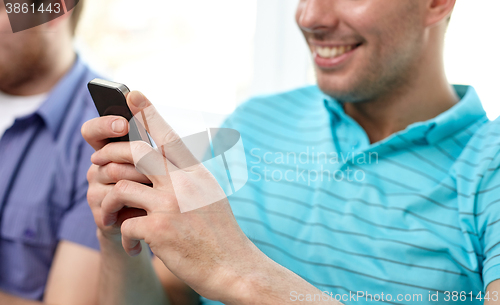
<box><xmin>44</xmin><ymin>241</ymin><xmax>100</xmax><ymax>304</ymax></box>
<box><xmin>485</xmin><ymin>280</ymin><xmax>500</xmax><ymax>305</ymax></box>
<box><xmin>0</xmin><ymin>240</ymin><xmax>100</xmax><ymax>305</ymax></box>
<box><xmin>82</xmin><ymin>110</ymin><xmax>176</xmax><ymax>305</ymax></box>
<box><xmin>96</xmin><ymin>231</ymin><xmax>196</xmax><ymax>305</ymax></box>
<box><xmin>152</xmin><ymin>256</ymin><xmax>199</xmax><ymax>305</ymax></box>
<box><xmin>97</xmin><ymin>235</ymin><xmax>169</xmax><ymax>305</ymax></box>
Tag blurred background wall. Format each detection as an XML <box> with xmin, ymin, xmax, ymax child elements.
<box><xmin>74</xmin><ymin>0</ymin><xmax>500</xmax><ymax>132</ymax></box>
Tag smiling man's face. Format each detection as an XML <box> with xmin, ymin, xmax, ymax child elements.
<box><xmin>297</xmin><ymin>0</ymin><xmax>427</xmax><ymax>103</ymax></box>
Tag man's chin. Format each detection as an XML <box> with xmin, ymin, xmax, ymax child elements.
<box><xmin>317</xmin><ymin>80</ymin><xmax>353</xmax><ymax>101</ymax></box>
<box><xmin>315</xmin><ymin>74</ymin><xmax>375</xmax><ymax>103</ymax></box>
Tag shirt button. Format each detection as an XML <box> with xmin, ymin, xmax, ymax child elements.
<box><xmin>23</xmin><ymin>228</ymin><xmax>36</xmax><ymax>239</ymax></box>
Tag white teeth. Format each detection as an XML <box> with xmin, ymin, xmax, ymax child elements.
<box><xmin>315</xmin><ymin>45</ymin><xmax>355</xmax><ymax>59</ymax></box>
<box><xmin>316</xmin><ymin>47</ymin><xmax>330</xmax><ymax>58</ymax></box>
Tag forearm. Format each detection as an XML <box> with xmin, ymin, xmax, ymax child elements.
<box><xmin>0</xmin><ymin>291</ymin><xmax>45</xmax><ymax>305</ymax></box>
<box><xmin>226</xmin><ymin>258</ymin><xmax>343</xmax><ymax>305</ymax></box>
<box><xmin>98</xmin><ymin>232</ymin><xmax>169</xmax><ymax>305</ymax></box>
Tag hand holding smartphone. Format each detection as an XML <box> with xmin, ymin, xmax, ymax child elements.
<box><xmin>88</xmin><ymin>78</ymin><xmax>152</xmax><ymax>145</ymax></box>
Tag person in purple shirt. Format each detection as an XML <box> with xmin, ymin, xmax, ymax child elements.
<box><xmin>0</xmin><ymin>1</ymin><xmax>101</xmax><ymax>304</ymax></box>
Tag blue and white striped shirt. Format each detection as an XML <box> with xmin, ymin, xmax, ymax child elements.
<box><xmin>202</xmin><ymin>85</ymin><xmax>500</xmax><ymax>304</ymax></box>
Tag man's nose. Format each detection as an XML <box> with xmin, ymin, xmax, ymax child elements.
<box><xmin>297</xmin><ymin>0</ymin><xmax>340</xmax><ymax>33</ymax></box>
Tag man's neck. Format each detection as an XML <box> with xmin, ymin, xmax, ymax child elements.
<box><xmin>339</xmin><ymin>21</ymin><xmax>462</xmax><ymax>144</ymax></box>
<box><xmin>344</xmin><ymin>61</ymin><xmax>459</xmax><ymax>144</ymax></box>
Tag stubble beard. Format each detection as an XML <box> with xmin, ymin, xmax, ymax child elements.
<box><xmin>0</xmin><ymin>34</ymin><xmax>51</xmax><ymax>94</ymax></box>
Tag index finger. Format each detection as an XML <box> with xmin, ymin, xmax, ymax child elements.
<box><xmin>81</xmin><ymin>116</ymin><xmax>130</xmax><ymax>151</ymax></box>
<box><xmin>92</xmin><ymin>140</ymin><xmax>178</xmax><ymax>189</ymax></box>
<box><xmin>126</xmin><ymin>91</ymin><xmax>199</xmax><ymax>169</ymax></box>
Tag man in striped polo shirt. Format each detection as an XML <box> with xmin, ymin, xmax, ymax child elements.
<box><xmin>81</xmin><ymin>0</ymin><xmax>500</xmax><ymax>304</ymax></box>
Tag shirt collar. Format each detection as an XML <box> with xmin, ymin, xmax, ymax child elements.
<box><xmin>36</xmin><ymin>56</ymin><xmax>89</xmax><ymax>139</ymax></box>
<box><xmin>323</xmin><ymin>85</ymin><xmax>487</xmax><ymax>146</ymax></box>
<box><xmin>423</xmin><ymin>85</ymin><xmax>486</xmax><ymax>144</ymax></box>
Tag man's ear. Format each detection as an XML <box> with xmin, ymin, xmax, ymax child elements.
<box><xmin>425</xmin><ymin>0</ymin><xmax>456</xmax><ymax>27</ymax></box>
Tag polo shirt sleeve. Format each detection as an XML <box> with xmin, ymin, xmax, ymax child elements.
<box><xmin>58</xmin><ymin>139</ymin><xmax>100</xmax><ymax>251</ymax></box>
<box><xmin>477</xmin><ymin>150</ymin><xmax>500</xmax><ymax>291</ymax></box>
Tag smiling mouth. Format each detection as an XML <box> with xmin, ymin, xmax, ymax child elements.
<box><xmin>314</xmin><ymin>43</ymin><xmax>362</xmax><ymax>59</ymax></box>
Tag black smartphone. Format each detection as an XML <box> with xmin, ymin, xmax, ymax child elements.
<box><xmin>88</xmin><ymin>78</ymin><xmax>152</xmax><ymax>145</ymax></box>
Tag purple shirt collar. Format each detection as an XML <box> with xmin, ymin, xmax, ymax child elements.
<box><xmin>26</xmin><ymin>56</ymin><xmax>89</xmax><ymax>139</ymax></box>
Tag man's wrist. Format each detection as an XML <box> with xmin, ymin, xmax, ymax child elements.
<box><xmin>219</xmin><ymin>265</ymin><xmax>263</xmax><ymax>305</ymax></box>
<box><xmin>219</xmin><ymin>253</ymin><xmax>329</xmax><ymax>305</ymax></box>
<box><xmin>219</xmin><ymin>251</ymin><xmax>279</xmax><ymax>305</ymax></box>
<box><xmin>97</xmin><ymin>229</ymin><xmax>124</xmax><ymax>252</ymax></box>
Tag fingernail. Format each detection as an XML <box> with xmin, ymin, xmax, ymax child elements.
<box><xmin>90</xmin><ymin>152</ymin><xmax>97</xmax><ymax>163</ymax></box>
<box><xmin>129</xmin><ymin>248</ymin><xmax>142</xmax><ymax>257</ymax></box>
<box><xmin>111</xmin><ymin>119</ymin><xmax>126</xmax><ymax>133</ymax></box>
<box><xmin>103</xmin><ymin>215</ymin><xmax>117</xmax><ymax>227</ymax></box>
<box><xmin>131</xmin><ymin>91</ymin><xmax>147</xmax><ymax>108</ymax></box>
